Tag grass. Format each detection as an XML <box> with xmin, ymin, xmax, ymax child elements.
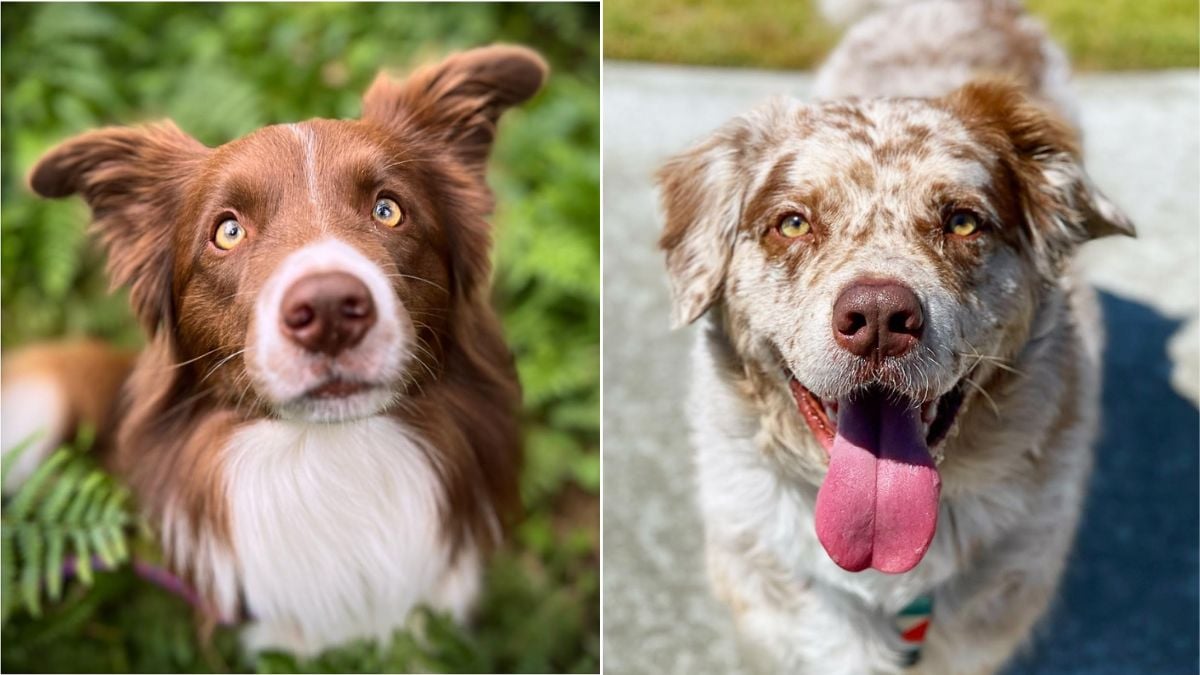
<box><xmin>604</xmin><ymin>0</ymin><xmax>1200</xmax><ymax>70</ymax></box>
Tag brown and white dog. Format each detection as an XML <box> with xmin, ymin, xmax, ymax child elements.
<box><xmin>1</xmin><ymin>45</ymin><xmax>545</xmax><ymax>655</ymax></box>
<box><xmin>657</xmin><ymin>1</ymin><xmax>1132</xmax><ymax>673</ymax></box>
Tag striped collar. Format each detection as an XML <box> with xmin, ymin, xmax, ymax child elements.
<box><xmin>895</xmin><ymin>594</ymin><xmax>934</xmax><ymax>667</ymax></box>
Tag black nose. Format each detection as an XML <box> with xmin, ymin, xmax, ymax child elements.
<box><xmin>280</xmin><ymin>271</ymin><xmax>377</xmax><ymax>356</ymax></box>
<box><xmin>832</xmin><ymin>279</ymin><xmax>924</xmax><ymax>360</ymax></box>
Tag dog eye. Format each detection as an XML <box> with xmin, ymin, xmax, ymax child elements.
<box><xmin>214</xmin><ymin>218</ymin><xmax>246</xmax><ymax>250</ymax></box>
<box><xmin>777</xmin><ymin>214</ymin><xmax>811</xmax><ymax>238</ymax></box>
<box><xmin>946</xmin><ymin>211</ymin><xmax>982</xmax><ymax>238</ymax></box>
<box><xmin>372</xmin><ymin>197</ymin><xmax>404</xmax><ymax>228</ymax></box>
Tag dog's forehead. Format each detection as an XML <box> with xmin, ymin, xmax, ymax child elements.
<box><xmin>752</xmin><ymin>98</ymin><xmax>996</xmax><ymax>199</ymax></box>
<box><xmin>192</xmin><ymin>120</ymin><xmax>404</xmax><ymax>227</ymax></box>
<box><xmin>212</xmin><ymin>120</ymin><xmax>390</xmax><ymax>174</ymax></box>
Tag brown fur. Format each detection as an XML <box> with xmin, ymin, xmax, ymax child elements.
<box><xmin>2</xmin><ymin>340</ymin><xmax>136</xmax><ymax>449</ymax></box>
<box><xmin>22</xmin><ymin>45</ymin><xmax>545</xmax><ymax>617</ymax></box>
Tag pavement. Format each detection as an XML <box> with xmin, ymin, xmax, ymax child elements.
<box><xmin>601</xmin><ymin>63</ymin><xmax>1199</xmax><ymax>674</ymax></box>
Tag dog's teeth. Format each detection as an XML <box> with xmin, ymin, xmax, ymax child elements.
<box><xmin>921</xmin><ymin>401</ymin><xmax>937</xmax><ymax>425</ymax></box>
<box><xmin>823</xmin><ymin>400</ymin><xmax>838</xmax><ymax>426</ymax></box>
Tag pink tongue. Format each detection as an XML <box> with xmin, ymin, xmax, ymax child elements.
<box><xmin>814</xmin><ymin>390</ymin><xmax>940</xmax><ymax>574</ymax></box>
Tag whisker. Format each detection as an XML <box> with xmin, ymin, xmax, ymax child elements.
<box><xmin>156</xmin><ymin>346</ymin><xmax>227</xmax><ymax>372</ymax></box>
<box><xmin>212</xmin><ymin>288</ymin><xmax>261</xmax><ymax>304</ymax></box>
<box><xmin>973</xmin><ymin>355</ymin><xmax>1025</xmax><ymax>377</ymax></box>
<box><xmin>963</xmin><ymin>377</ymin><xmax>1001</xmax><ymax>418</ymax></box>
<box><xmin>380</xmin><ymin>157</ymin><xmax>433</xmax><ymax>170</ymax></box>
<box><xmin>410</xmin><ymin>353</ymin><xmax>438</xmax><ymax>382</ymax></box>
<box><xmin>410</xmin><ymin>321</ymin><xmax>446</xmax><ymax>354</ymax></box>
<box><xmin>958</xmin><ymin>343</ymin><xmax>1027</xmax><ymax>378</ymax></box>
<box><xmin>382</xmin><ymin>273</ymin><xmax>449</xmax><ymax>295</ymax></box>
<box><xmin>200</xmin><ymin>349</ymin><xmax>247</xmax><ymax>384</ymax></box>
<box><xmin>232</xmin><ymin>372</ymin><xmax>255</xmax><ymax>417</ymax></box>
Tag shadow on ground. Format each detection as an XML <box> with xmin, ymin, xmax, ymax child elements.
<box><xmin>1007</xmin><ymin>291</ymin><xmax>1199</xmax><ymax>675</ymax></box>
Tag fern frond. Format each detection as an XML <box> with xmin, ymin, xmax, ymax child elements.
<box><xmin>1</xmin><ymin>530</ymin><xmax>16</xmax><ymax>623</ymax></box>
<box><xmin>44</xmin><ymin>528</ymin><xmax>66</xmax><ymax>601</ymax></box>
<box><xmin>17</xmin><ymin>526</ymin><xmax>44</xmax><ymax>617</ymax></box>
<box><xmin>71</xmin><ymin>531</ymin><xmax>93</xmax><ymax>585</ymax></box>
<box><xmin>39</xmin><ymin>460</ymin><xmax>87</xmax><ymax>524</ymax></box>
<box><xmin>8</xmin><ymin>449</ymin><xmax>70</xmax><ymax>520</ymax></box>
<box><xmin>2</xmin><ymin>445</ymin><xmax>134</xmax><ymax>620</ymax></box>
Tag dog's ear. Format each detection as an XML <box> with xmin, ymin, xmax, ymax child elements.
<box><xmin>944</xmin><ymin>79</ymin><xmax>1134</xmax><ymax>265</ymax></box>
<box><xmin>657</xmin><ymin>103</ymin><xmax>790</xmax><ymax>328</ymax></box>
<box><xmin>361</xmin><ymin>45</ymin><xmax>548</xmax><ymax>172</ymax></box>
<box><xmin>28</xmin><ymin>123</ymin><xmax>209</xmax><ymax>334</ymax></box>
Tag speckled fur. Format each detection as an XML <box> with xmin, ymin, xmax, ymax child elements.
<box><xmin>657</xmin><ymin>2</ymin><xmax>1134</xmax><ymax>672</ymax></box>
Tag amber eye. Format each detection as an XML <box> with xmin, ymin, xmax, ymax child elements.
<box><xmin>372</xmin><ymin>197</ymin><xmax>404</xmax><ymax>227</ymax></box>
<box><xmin>777</xmin><ymin>213</ymin><xmax>811</xmax><ymax>238</ymax></box>
<box><xmin>946</xmin><ymin>210</ymin><xmax>982</xmax><ymax>238</ymax></box>
<box><xmin>214</xmin><ymin>218</ymin><xmax>246</xmax><ymax>250</ymax></box>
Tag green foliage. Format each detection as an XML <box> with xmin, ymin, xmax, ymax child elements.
<box><xmin>1</xmin><ymin>3</ymin><xmax>598</xmax><ymax>672</ymax></box>
<box><xmin>257</xmin><ymin>554</ymin><xmax>597</xmax><ymax>674</ymax></box>
<box><xmin>1025</xmin><ymin>0</ymin><xmax>1200</xmax><ymax>70</ymax></box>
<box><xmin>2</xmin><ymin>548</ymin><xmax>596</xmax><ymax>674</ymax></box>
<box><xmin>1</xmin><ymin>430</ymin><xmax>134</xmax><ymax>622</ymax></box>
<box><xmin>604</xmin><ymin>0</ymin><xmax>1199</xmax><ymax>70</ymax></box>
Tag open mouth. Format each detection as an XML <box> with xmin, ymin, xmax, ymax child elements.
<box><xmin>787</xmin><ymin>373</ymin><xmax>968</xmax><ymax>575</ymax></box>
<box><xmin>789</xmin><ymin>378</ymin><xmax>966</xmax><ymax>453</ymax></box>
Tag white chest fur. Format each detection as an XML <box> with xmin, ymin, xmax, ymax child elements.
<box><xmin>215</xmin><ymin>417</ymin><xmax>477</xmax><ymax>656</ymax></box>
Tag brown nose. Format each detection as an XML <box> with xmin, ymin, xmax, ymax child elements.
<box><xmin>832</xmin><ymin>279</ymin><xmax>924</xmax><ymax>359</ymax></box>
<box><xmin>280</xmin><ymin>271</ymin><xmax>376</xmax><ymax>356</ymax></box>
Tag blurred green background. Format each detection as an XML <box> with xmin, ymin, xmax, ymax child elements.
<box><xmin>604</xmin><ymin>0</ymin><xmax>1200</xmax><ymax>70</ymax></box>
<box><xmin>0</xmin><ymin>2</ymin><xmax>598</xmax><ymax>673</ymax></box>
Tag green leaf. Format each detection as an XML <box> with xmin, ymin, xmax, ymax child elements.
<box><xmin>89</xmin><ymin>525</ymin><xmax>117</xmax><ymax>568</ymax></box>
<box><xmin>106</xmin><ymin>525</ymin><xmax>129</xmax><ymax>562</ymax></box>
<box><xmin>2</xmin><ymin>531</ymin><xmax>17</xmax><ymax>625</ymax></box>
<box><xmin>18</xmin><ymin>527</ymin><xmax>44</xmax><ymax>617</ymax></box>
<box><xmin>71</xmin><ymin>532</ymin><xmax>93</xmax><ymax>586</ymax></box>
<box><xmin>43</xmin><ymin>529</ymin><xmax>65</xmax><ymax>601</ymax></box>
<box><xmin>8</xmin><ymin>449</ymin><xmax>70</xmax><ymax>520</ymax></box>
<box><xmin>38</xmin><ymin>459</ymin><xmax>87</xmax><ymax>524</ymax></box>
<box><xmin>63</xmin><ymin>471</ymin><xmax>105</xmax><ymax>526</ymax></box>
<box><xmin>3</xmin><ymin>442</ymin><xmax>134</xmax><ymax>617</ymax></box>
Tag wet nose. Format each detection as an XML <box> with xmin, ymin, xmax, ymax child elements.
<box><xmin>832</xmin><ymin>279</ymin><xmax>924</xmax><ymax>359</ymax></box>
<box><xmin>280</xmin><ymin>271</ymin><xmax>376</xmax><ymax>356</ymax></box>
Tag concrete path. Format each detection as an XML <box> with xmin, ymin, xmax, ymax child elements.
<box><xmin>602</xmin><ymin>62</ymin><xmax>1199</xmax><ymax>674</ymax></box>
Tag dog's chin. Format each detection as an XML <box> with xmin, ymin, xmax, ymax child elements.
<box><xmin>786</xmin><ymin>370</ymin><xmax>968</xmax><ymax>455</ymax></box>
<box><xmin>274</xmin><ymin>381</ymin><xmax>396</xmax><ymax>423</ymax></box>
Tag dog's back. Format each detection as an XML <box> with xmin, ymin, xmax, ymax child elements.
<box><xmin>814</xmin><ymin>0</ymin><xmax>1077</xmax><ymax>124</ymax></box>
<box><xmin>2</xmin><ymin>341</ymin><xmax>134</xmax><ymax>492</ymax></box>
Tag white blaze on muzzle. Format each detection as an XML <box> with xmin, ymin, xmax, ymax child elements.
<box><xmin>248</xmin><ymin>238</ymin><xmax>413</xmax><ymax>421</ymax></box>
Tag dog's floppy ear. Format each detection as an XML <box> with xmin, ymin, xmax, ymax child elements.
<box><xmin>657</xmin><ymin>102</ymin><xmax>790</xmax><ymax>328</ymax></box>
<box><xmin>28</xmin><ymin>123</ymin><xmax>209</xmax><ymax>334</ymax></box>
<box><xmin>944</xmin><ymin>79</ymin><xmax>1134</xmax><ymax>266</ymax></box>
<box><xmin>361</xmin><ymin>45</ymin><xmax>548</xmax><ymax>172</ymax></box>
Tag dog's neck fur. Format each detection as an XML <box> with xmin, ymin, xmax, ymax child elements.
<box><xmin>104</xmin><ymin>295</ymin><xmax>520</xmax><ymax>650</ymax></box>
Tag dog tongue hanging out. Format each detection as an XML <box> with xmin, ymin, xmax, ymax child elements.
<box><xmin>657</xmin><ymin>0</ymin><xmax>1134</xmax><ymax>672</ymax></box>
<box><xmin>812</xmin><ymin>388</ymin><xmax>940</xmax><ymax>574</ymax></box>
